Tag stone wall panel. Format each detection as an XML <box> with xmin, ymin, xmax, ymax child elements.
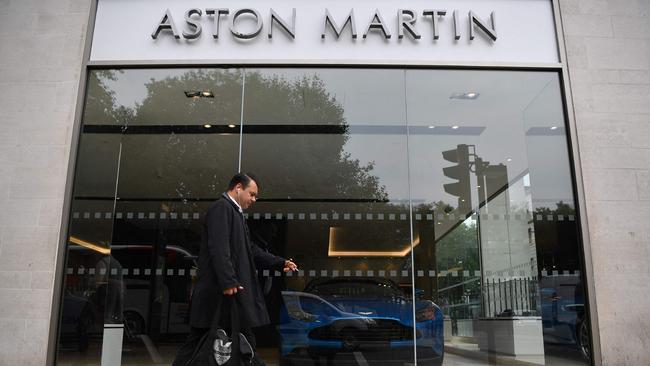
<box><xmin>562</xmin><ymin>0</ymin><xmax>650</xmax><ymax>364</ymax></box>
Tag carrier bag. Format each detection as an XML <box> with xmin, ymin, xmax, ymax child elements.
<box><xmin>185</xmin><ymin>295</ymin><xmax>255</xmax><ymax>366</ymax></box>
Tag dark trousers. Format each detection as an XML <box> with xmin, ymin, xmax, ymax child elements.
<box><xmin>172</xmin><ymin>326</ymin><xmax>257</xmax><ymax>366</ymax></box>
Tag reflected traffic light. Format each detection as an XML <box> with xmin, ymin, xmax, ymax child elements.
<box><xmin>442</xmin><ymin>144</ymin><xmax>472</xmax><ymax>213</ymax></box>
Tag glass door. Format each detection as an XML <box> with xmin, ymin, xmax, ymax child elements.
<box><xmin>240</xmin><ymin>68</ymin><xmax>422</xmax><ymax>365</ymax></box>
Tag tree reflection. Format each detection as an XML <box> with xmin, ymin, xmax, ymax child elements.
<box><xmin>135</xmin><ymin>69</ymin><xmax>243</xmax><ymax>127</ymax></box>
<box><xmin>83</xmin><ymin>70</ymin><xmax>134</xmax><ymax>125</ymax></box>
<box><xmin>94</xmin><ymin>69</ymin><xmax>390</xmax><ymax>202</ymax></box>
<box><xmin>241</xmin><ymin>72</ymin><xmax>388</xmax><ymax>201</ymax></box>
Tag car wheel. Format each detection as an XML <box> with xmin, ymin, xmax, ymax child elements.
<box><xmin>123</xmin><ymin>310</ymin><xmax>146</xmax><ymax>336</ymax></box>
<box><xmin>577</xmin><ymin>319</ymin><xmax>591</xmax><ymax>361</ymax></box>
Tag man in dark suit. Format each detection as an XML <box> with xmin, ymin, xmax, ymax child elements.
<box><xmin>173</xmin><ymin>173</ymin><xmax>298</xmax><ymax>366</ymax></box>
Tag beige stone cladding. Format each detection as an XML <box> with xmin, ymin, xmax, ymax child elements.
<box><xmin>0</xmin><ymin>0</ymin><xmax>90</xmax><ymax>365</ymax></box>
<box><xmin>560</xmin><ymin>0</ymin><xmax>650</xmax><ymax>365</ymax></box>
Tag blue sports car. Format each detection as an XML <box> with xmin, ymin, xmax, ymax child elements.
<box><xmin>277</xmin><ymin>277</ymin><xmax>444</xmax><ymax>366</ymax></box>
<box><xmin>540</xmin><ymin>275</ymin><xmax>591</xmax><ymax>361</ymax></box>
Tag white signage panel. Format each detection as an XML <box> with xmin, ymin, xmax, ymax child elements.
<box><xmin>90</xmin><ymin>0</ymin><xmax>559</xmax><ymax>64</ymax></box>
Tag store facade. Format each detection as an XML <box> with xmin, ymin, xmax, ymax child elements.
<box><xmin>10</xmin><ymin>0</ymin><xmax>650</xmax><ymax>365</ymax></box>
<box><xmin>50</xmin><ymin>0</ymin><xmax>601</xmax><ymax>365</ymax></box>
<box><xmin>46</xmin><ymin>1</ymin><xmax>600</xmax><ymax>365</ymax></box>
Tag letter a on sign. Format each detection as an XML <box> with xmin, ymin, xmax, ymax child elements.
<box><xmin>363</xmin><ymin>9</ymin><xmax>391</xmax><ymax>39</ymax></box>
<box><xmin>152</xmin><ymin>9</ymin><xmax>180</xmax><ymax>39</ymax></box>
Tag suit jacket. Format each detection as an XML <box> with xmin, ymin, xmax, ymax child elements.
<box><xmin>189</xmin><ymin>194</ymin><xmax>286</xmax><ymax>328</ymax></box>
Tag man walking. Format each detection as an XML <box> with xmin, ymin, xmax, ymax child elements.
<box><xmin>173</xmin><ymin>173</ymin><xmax>298</xmax><ymax>366</ymax></box>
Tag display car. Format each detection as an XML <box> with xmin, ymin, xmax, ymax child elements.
<box><xmin>277</xmin><ymin>277</ymin><xmax>444</xmax><ymax>366</ymax></box>
<box><xmin>60</xmin><ymin>244</ymin><xmax>197</xmax><ymax>340</ymax></box>
<box><xmin>540</xmin><ymin>275</ymin><xmax>591</xmax><ymax>361</ymax></box>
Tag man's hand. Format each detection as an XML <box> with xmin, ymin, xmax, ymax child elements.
<box><xmin>283</xmin><ymin>259</ymin><xmax>298</xmax><ymax>272</ymax></box>
<box><xmin>223</xmin><ymin>286</ymin><xmax>244</xmax><ymax>295</ymax></box>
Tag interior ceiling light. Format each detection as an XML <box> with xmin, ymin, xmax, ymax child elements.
<box><xmin>327</xmin><ymin>227</ymin><xmax>421</xmax><ymax>257</ymax></box>
<box><xmin>428</xmin><ymin>125</ymin><xmax>435</xmax><ymax>129</ymax></box>
<box><xmin>450</xmin><ymin>91</ymin><xmax>480</xmax><ymax>100</ymax></box>
<box><xmin>184</xmin><ymin>90</ymin><xmax>214</xmax><ymax>98</ymax></box>
<box><xmin>550</xmin><ymin>126</ymin><xmax>558</xmax><ymax>130</ymax></box>
<box><xmin>228</xmin><ymin>124</ymin><xmax>237</xmax><ymax>128</ymax></box>
<box><xmin>452</xmin><ymin>125</ymin><xmax>460</xmax><ymax>129</ymax></box>
<box><xmin>69</xmin><ymin>236</ymin><xmax>111</xmax><ymax>255</ymax></box>
<box><xmin>204</xmin><ymin>124</ymin><xmax>212</xmax><ymax>128</ymax></box>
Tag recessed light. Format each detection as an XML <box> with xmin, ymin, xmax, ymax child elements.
<box><xmin>507</xmin><ymin>158</ymin><xmax>512</xmax><ymax>162</ymax></box>
<box><xmin>228</xmin><ymin>124</ymin><xmax>236</xmax><ymax>128</ymax></box>
<box><xmin>452</xmin><ymin>125</ymin><xmax>460</xmax><ymax>129</ymax></box>
<box><xmin>204</xmin><ymin>124</ymin><xmax>212</xmax><ymax>128</ymax></box>
<box><xmin>184</xmin><ymin>90</ymin><xmax>214</xmax><ymax>98</ymax></box>
<box><xmin>428</xmin><ymin>125</ymin><xmax>435</xmax><ymax>129</ymax></box>
<box><xmin>450</xmin><ymin>92</ymin><xmax>480</xmax><ymax>100</ymax></box>
<box><xmin>550</xmin><ymin>126</ymin><xmax>558</xmax><ymax>130</ymax></box>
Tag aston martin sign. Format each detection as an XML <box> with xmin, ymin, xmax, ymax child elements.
<box><xmin>90</xmin><ymin>0</ymin><xmax>559</xmax><ymax>64</ymax></box>
<box><xmin>150</xmin><ymin>8</ymin><xmax>497</xmax><ymax>42</ymax></box>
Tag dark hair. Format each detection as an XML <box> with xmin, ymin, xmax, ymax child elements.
<box><xmin>227</xmin><ymin>173</ymin><xmax>259</xmax><ymax>191</ymax></box>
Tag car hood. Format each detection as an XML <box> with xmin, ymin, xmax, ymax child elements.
<box><xmin>321</xmin><ymin>296</ymin><xmax>423</xmax><ymax>320</ymax></box>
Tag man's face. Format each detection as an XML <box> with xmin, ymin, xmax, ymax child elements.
<box><xmin>236</xmin><ymin>181</ymin><xmax>258</xmax><ymax>209</ymax></box>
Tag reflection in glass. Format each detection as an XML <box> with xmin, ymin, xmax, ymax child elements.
<box><xmin>407</xmin><ymin>70</ymin><xmax>589</xmax><ymax>365</ymax></box>
<box><xmin>58</xmin><ymin>68</ymin><xmax>590</xmax><ymax>366</ymax></box>
<box><xmin>57</xmin><ymin>69</ymin><xmax>242</xmax><ymax>365</ymax></box>
<box><xmin>242</xmin><ymin>69</ymin><xmax>430</xmax><ymax>366</ymax></box>
<box><xmin>57</xmin><ymin>132</ymin><xmax>121</xmax><ymax>361</ymax></box>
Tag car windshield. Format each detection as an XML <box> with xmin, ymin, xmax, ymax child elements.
<box><xmin>308</xmin><ymin>280</ymin><xmax>405</xmax><ymax>299</ymax></box>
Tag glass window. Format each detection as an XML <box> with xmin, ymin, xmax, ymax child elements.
<box><xmin>57</xmin><ymin>68</ymin><xmax>591</xmax><ymax>366</ymax></box>
<box><xmin>57</xmin><ymin>69</ymin><xmax>242</xmax><ymax>363</ymax></box>
<box><xmin>242</xmin><ymin>68</ymin><xmax>417</xmax><ymax>365</ymax></box>
<box><xmin>406</xmin><ymin>70</ymin><xmax>589</xmax><ymax>365</ymax></box>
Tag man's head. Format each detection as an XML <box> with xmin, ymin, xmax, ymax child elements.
<box><xmin>227</xmin><ymin>173</ymin><xmax>259</xmax><ymax>209</ymax></box>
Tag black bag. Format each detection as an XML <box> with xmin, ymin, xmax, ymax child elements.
<box><xmin>185</xmin><ymin>296</ymin><xmax>255</xmax><ymax>366</ymax></box>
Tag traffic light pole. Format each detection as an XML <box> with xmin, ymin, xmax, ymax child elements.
<box><xmin>474</xmin><ymin>154</ymin><xmax>487</xmax><ymax>317</ymax></box>
<box><xmin>471</xmin><ymin>152</ymin><xmax>510</xmax><ymax>317</ymax></box>
<box><xmin>441</xmin><ymin>144</ymin><xmax>510</xmax><ymax>317</ymax></box>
